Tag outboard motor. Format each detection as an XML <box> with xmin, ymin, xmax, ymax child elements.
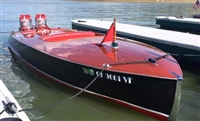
<box><xmin>35</xmin><ymin>14</ymin><xmax>47</xmax><ymax>28</ymax></box>
<box><xmin>19</xmin><ymin>14</ymin><xmax>32</xmax><ymax>31</ymax></box>
<box><xmin>35</xmin><ymin>14</ymin><xmax>51</xmax><ymax>36</ymax></box>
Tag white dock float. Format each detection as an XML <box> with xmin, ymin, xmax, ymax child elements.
<box><xmin>71</xmin><ymin>19</ymin><xmax>200</xmax><ymax>51</ymax></box>
<box><xmin>0</xmin><ymin>79</ymin><xmax>30</xmax><ymax>121</ymax></box>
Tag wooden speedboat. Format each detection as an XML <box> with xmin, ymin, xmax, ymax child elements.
<box><xmin>8</xmin><ymin>14</ymin><xmax>183</xmax><ymax>121</ymax></box>
<box><xmin>0</xmin><ymin>79</ymin><xmax>30</xmax><ymax>121</ymax></box>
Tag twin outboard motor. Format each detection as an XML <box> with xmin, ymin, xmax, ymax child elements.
<box><xmin>19</xmin><ymin>14</ymin><xmax>47</xmax><ymax>31</ymax></box>
<box><xmin>35</xmin><ymin>14</ymin><xmax>47</xmax><ymax>29</ymax></box>
<box><xmin>19</xmin><ymin>14</ymin><xmax>32</xmax><ymax>31</ymax></box>
<box><xmin>19</xmin><ymin>14</ymin><xmax>50</xmax><ymax>37</ymax></box>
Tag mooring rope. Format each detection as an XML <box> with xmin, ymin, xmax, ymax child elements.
<box><xmin>18</xmin><ymin>68</ymin><xmax>105</xmax><ymax>113</ymax></box>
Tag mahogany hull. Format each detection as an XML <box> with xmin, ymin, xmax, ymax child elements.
<box><xmin>8</xmin><ymin>36</ymin><xmax>181</xmax><ymax>121</ymax></box>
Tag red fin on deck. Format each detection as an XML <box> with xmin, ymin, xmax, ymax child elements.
<box><xmin>100</xmin><ymin>22</ymin><xmax>115</xmax><ymax>45</ymax></box>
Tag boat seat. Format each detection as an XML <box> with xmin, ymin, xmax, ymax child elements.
<box><xmin>40</xmin><ymin>31</ymin><xmax>96</xmax><ymax>42</ymax></box>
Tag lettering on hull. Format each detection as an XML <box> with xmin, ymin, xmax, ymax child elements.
<box><xmin>82</xmin><ymin>67</ymin><xmax>132</xmax><ymax>84</ymax></box>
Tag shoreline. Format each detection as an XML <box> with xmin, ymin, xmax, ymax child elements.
<box><xmin>72</xmin><ymin>0</ymin><xmax>195</xmax><ymax>3</ymax></box>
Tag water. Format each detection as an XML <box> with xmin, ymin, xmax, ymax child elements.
<box><xmin>0</xmin><ymin>1</ymin><xmax>200</xmax><ymax>121</ymax></box>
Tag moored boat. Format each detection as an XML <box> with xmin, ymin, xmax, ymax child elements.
<box><xmin>8</xmin><ymin>14</ymin><xmax>183</xmax><ymax>121</ymax></box>
<box><xmin>155</xmin><ymin>16</ymin><xmax>200</xmax><ymax>34</ymax></box>
<box><xmin>0</xmin><ymin>79</ymin><xmax>30</xmax><ymax>121</ymax></box>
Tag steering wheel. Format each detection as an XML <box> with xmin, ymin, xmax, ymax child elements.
<box><xmin>36</xmin><ymin>25</ymin><xmax>51</xmax><ymax>36</ymax></box>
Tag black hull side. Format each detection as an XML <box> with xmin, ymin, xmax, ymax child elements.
<box><xmin>8</xmin><ymin>36</ymin><xmax>179</xmax><ymax>120</ymax></box>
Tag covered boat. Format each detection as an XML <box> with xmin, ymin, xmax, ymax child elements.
<box><xmin>8</xmin><ymin>14</ymin><xmax>183</xmax><ymax>121</ymax></box>
<box><xmin>155</xmin><ymin>16</ymin><xmax>200</xmax><ymax>34</ymax></box>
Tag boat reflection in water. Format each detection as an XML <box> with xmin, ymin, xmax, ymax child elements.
<box><xmin>8</xmin><ymin>14</ymin><xmax>183</xmax><ymax>121</ymax></box>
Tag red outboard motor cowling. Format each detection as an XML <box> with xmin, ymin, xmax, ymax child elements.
<box><xmin>19</xmin><ymin>14</ymin><xmax>32</xmax><ymax>31</ymax></box>
<box><xmin>35</xmin><ymin>14</ymin><xmax>47</xmax><ymax>28</ymax></box>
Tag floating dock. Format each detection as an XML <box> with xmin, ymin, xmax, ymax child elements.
<box><xmin>71</xmin><ymin>19</ymin><xmax>200</xmax><ymax>65</ymax></box>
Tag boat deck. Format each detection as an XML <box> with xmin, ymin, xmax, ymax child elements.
<box><xmin>11</xmin><ymin>29</ymin><xmax>182</xmax><ymax>79</ymax></box>
<box><xmin>71</xmin><ymin>19</ymin><xmax>200</xmax><ymax>51</ymax></box>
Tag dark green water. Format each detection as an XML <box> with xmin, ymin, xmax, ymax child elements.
<box><xmin>0</xmin><ymin>1</ymin><xmax>199</xmax><ymax>121</ymax></box>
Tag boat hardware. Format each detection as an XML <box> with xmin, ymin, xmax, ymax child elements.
<box><xmin>103</xmin><ymin>53</ymin><xmax>170</xmax><ymax>67</ymax></box>
<box><xmin>0</xmin><ymin>97</ymin><xmax>18</xmax><ymax>115</ymax></box>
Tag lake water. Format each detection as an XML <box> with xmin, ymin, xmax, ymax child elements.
<box><xmin>0</xmin><ymin>0</ymin><xmax>200</xmax><ymax>121</ymax></box>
